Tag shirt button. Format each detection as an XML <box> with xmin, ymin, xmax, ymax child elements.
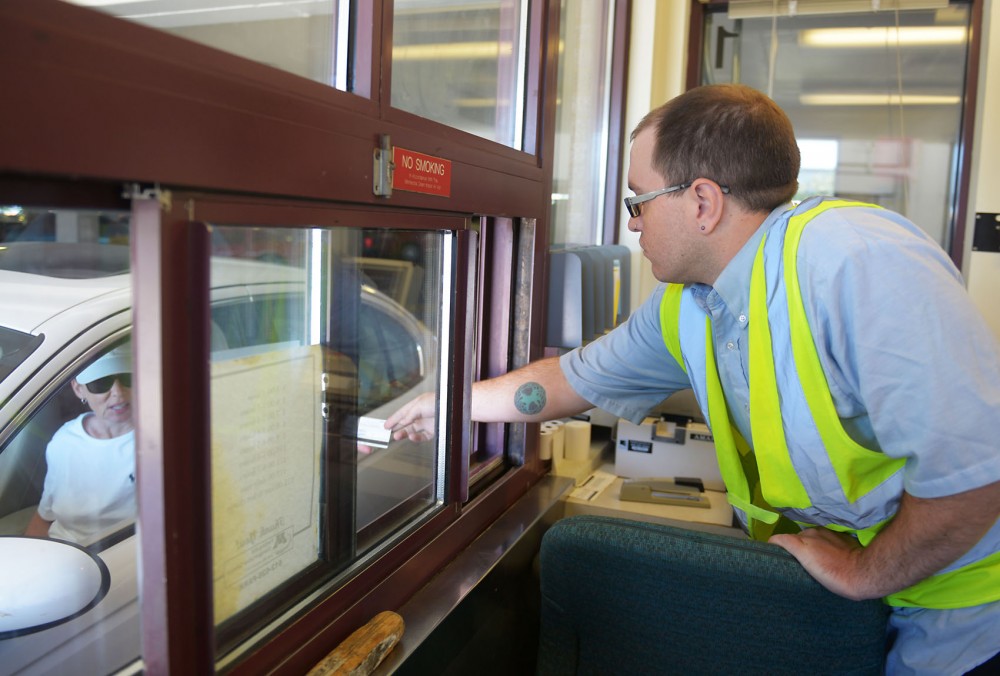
<box><xmin>738</xmin><ymin>314</ymin><xmax>747</xmax><ymax>323</ymax></box>
<box><xmin>726</xmin><ymin>341</ymin><xmax>736</xmax><ymax>351</ymax></box>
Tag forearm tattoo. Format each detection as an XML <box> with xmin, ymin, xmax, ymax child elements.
<box><xmin>514</xmin><ymin>381</ymin><xmax>546</xmax><ymax>416</ymax></box>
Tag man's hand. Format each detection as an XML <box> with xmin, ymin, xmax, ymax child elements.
<box><xmin>769</xmin><ymin>528</ymin><xmax>868</xmax><ymax>600</ymax></box>
<box><xmin>384</xmin><ymin>392</ymin><xmax>436</xmax><ymax>443</ymax></box>
<box><xmin>770</xmin><ymin>480</ymin><xmax>1000</xmax><ymax>601</ymax></box>
<box><xmin>383</xmin><ymin>356</ymin><xmax>594</xmax><ymax>444</ymax></box>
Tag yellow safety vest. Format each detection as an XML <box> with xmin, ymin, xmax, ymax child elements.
<box><xmin>660</xmin><ymin>199</ymin><xmax>1000</xmax><ymax>609</ymax></box>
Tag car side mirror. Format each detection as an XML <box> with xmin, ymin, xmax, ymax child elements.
<box><xmin>0</xmin><ymin>536</ymin><xmax>110</xmax><ymax>639</ymax></box>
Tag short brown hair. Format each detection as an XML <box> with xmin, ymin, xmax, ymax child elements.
<box><xmin>632</xmin><ymin>84</ymin><xmax>800</xmax><ymax>212</ymax></box>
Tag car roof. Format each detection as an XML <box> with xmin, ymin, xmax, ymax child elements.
<box><xmin>0</xmin><ymin>269</ymin><xmax>129</xmax><ymax>335</ymax></box>
<box><xmin>0</xmin><ymin>243</ymin><xmax>307</xmax><ymax>335</ymax></box>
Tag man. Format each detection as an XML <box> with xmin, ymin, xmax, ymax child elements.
<box><xmin>387</xmin><ymin>84</ymin><xmax>1000</xmax><ymax>674</ymax></box>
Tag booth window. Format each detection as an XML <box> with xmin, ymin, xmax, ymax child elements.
<box><xmin>701</xmin><ymin>0</ymin><xmax>974</xmax><ymax>261</ymax></box>
<box><xmin>391</xmin><ymin>0</ymin><xmax>530</xmax><ymax>148</ymax></box>
<box><xmin>72</xmin><ymin>0</ymin><xmax>362</xmax><ymax>93</ymax></box>
<box><xmin>2</xmin><ymin>0</ymin><xmax>559</xmax><ymax>669</ymax></box>
<box><xmin>206</xmin><ymin>223</ymin><xmax>451</xmax><ymax>652</ymax></box>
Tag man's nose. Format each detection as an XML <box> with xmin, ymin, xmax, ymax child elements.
<box><xmin>627</xmin><ymin>215</ymin><xmax>642</xmax><ymax>232</ymax></box>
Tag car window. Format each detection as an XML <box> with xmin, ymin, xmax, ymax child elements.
<box><xmin>1</xmin><ymin>340</ymin><xmax>136</xmax><ymax>547</ymax></box>
<box><xmin>0</xmin><ymin>328</ymin><xmax>43</xmax><ymax>383</ymax></box>
<box><xmin>357</xmin><ymin>300</ymin><xmax>425</xmax><ymax>411</ymax></box>
<box><xmin>0</xmin><ymin>396</ymin><xmax>62</xmax><ymax>536</ymax></box>
<box><xmin>211</xmin><ymin>289</ymin><xmax>428</xmax><ymax>414</ymax></box>
<box><xmin>211</xmin><ymin>293</ymin><xmax>305</xmax><ymax>352</ymax></box>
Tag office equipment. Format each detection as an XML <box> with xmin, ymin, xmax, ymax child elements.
<box><xmin>546</xmin><ymin>245</ymin><xmax>632</xmax><ymax>348</ymax></box>
<box><xmin>550</xmin><ymin>420</ymin><xmax>602</xmax><ymax>486</ymax></box>
<box><xmin>589</xmin><ymin>244</ymin><xmax>631</xmax><ymax>328</ymax></box>
<box><xmin>615</xmin><ymin>415</ymin><xmax>724</xmax><ymax>491</ymax></box>
<box><xmin>563</xmin><ymin>465</ymin><xmax>732</xmax><ymax>528</ymax></box>
<box><xmin>619</xmin><ymin>477</ymin><xmax>710</xmax><ymax>508</ymax></box>
<box><xmin>539</xmin><ymin>420</ymin><xmax>564</xmax><ymax>461</ymax></box>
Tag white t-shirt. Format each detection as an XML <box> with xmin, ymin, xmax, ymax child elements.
<box><xmin>37</xmin><ymin>413</ymin><xmax>136</xmax><ymax>544</ymax></box>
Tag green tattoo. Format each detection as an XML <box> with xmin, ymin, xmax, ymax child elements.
<box><xmin>514</xmin><ymin>381</ymin><xmax>546</xmax><ymax>415</ymax></box>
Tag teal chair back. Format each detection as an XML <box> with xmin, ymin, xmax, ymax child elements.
<box><xmin>537</xmin><ymin>515</ymin><xmax>888</xmax><ymax>675</ymax></box>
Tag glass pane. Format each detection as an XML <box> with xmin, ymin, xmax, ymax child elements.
<box><xmin>551</xmin><ymin>0</ymin><xmax>613</xmax><ymax>246</ymax></box>
<box><xmin>207</xmin><ymin>225</ymin><xmax>446</xmax><ymax>648</ymax></box>
<box><xmin>68</xmin><ymin>0</ymin><xmax>357</xmax><ymax>92</ymax></box>
<box><xmin>392</xmin><ymin>0</ymin><xmax>528</xmax><ymax>148</ymax></box>
<box><xmin>703</xmin><ymin>4</ymin><xmax>969</xmax><ymax>249</ymax></box>
<box><xmin>0</xmin><ymin>215</ymin><xmax>139</xmax><ymax>672</ymax></box>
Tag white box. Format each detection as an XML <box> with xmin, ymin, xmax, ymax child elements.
<box><xmin>614</xmin><ymin>417</ymin><xmax>725</xmax><ymax>492</ymax></box>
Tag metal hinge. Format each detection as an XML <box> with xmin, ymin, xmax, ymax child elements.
<box><xmin>373</xmin><ymin>134</ymin><xmax>394</xmax><ymax>198</ymax></box>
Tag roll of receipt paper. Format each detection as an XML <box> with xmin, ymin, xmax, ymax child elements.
<box><xmin>563</xmin><ymin>420</ymin><xmax>591</xmax><ymax>461</ymax></box>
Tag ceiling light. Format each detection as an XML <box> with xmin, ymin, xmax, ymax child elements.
<box><xmin>800</xmin><ymin>93</ymin><xmax>961</xmax><ymax>105</ymax></box>
<box><xmin>800</xmin><ymin>26</ymin><xmax>966</xmax><ymax>47</ymax></box>
<box><xmin>69</xmin><ymin>0</ymin><xmax>164</xmax><ymax>6</ymax></box>
<box><xmin>727</xmin><ymin>0</ymin><xmax>947</xmax><ymax>19</ymax></box>
<box><xmin>392</xmin><ymin>42</ymin><xmax>510</xmax><ymax>61</ymax></box>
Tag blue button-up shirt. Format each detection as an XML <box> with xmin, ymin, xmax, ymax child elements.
<box><xmin>561</xmin><ymin>198</ymin><xmax>1000</xmax><ymax>674</ymax></box>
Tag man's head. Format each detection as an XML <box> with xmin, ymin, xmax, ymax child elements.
<box><xmin>631</xmin><ymin>84</ymin><xmax>800</xmax><ymax>213</ymax></box>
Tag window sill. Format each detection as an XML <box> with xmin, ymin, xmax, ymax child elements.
<box><xmin>377</xmin><ymin>474</ymin><xmax>574</xmax><ymax>674</ymax></box>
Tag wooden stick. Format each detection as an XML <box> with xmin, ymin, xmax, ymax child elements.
<box><xmin>306</xmin><ymin>611</ymin><xmax>405</xmax><ymax>676</ymax></box>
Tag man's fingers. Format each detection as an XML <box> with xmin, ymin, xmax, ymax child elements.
<box><xmin>384</xmin><ymin>405</ymin><xmax>412</xmax><ymax>430</ymax></box>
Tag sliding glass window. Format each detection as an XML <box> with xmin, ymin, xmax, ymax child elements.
<box><xmin>69</xmin><ymin>0</ymin><xmax>359</xmax><ymax>92</ymax></box>
<box><xmin>391</xmin><ymin>0</ymin><xmax>530</xmax><ymax>148</ymax></box>
<box><xmin>205</xmin><ymin>222</ymin><xmax>452</xmax><ymax>654</ymax></box>
<box><xmin>703</xmin><ymin>1</ymin><xmax>971</xmax><ymax>252</ymax></box>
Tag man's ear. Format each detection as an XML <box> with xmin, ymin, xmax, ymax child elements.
<box><xmin>691</xmin><ymin>179</ymin><xmax>727</xmax><ymax>234</ymax></box>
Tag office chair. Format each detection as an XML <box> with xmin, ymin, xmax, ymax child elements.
<box><xmin>537</xmin><ymin>515</ymin><xmax>888</xmax><ymax>675</ymax></box>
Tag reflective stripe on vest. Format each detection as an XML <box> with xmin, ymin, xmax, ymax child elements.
<box><xmin>750</xmin><ymin>200</ymin><xmax>905</xmax><ymax>512</ymax></box>
<box><xmin>660</xmin><ymin>199</ymin><xmax>1000</xmax><ymax>609</ymax></box>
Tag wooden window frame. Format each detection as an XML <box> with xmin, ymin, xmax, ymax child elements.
<box><xmin>687</xmin><ymin>0</ymin><xmax>983</xmax><ymax>268</ymax></box>
<box><xmin>0</xmin><ymin>0</ymin><xmax>562</xmax><ymax>672</ymax></box>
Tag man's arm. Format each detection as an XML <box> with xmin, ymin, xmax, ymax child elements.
<box><xmin>770</xmin><ymin>479</ymin><xmax>1000</xmax><ymax>601</ymax></box>
<box><xmin>385</xmin><ymin>356</ymin><xmax>593</xmax><ymax>442</ymax></box>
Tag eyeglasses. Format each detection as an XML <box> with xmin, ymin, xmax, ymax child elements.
<box><xmin>624</xmin><ymin>181</ymin><xmax>731</xmax><ymax>218</ymax></box>
<box><xmin>85</xmin><ymin>373</ymin><xmax>132</xmax><ymax>394</ymax></box>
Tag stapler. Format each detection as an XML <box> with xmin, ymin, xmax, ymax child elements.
<box><xmin>619</xmin><ymin>476</ymin><xmax>710</xmax><ymax>508</ymax></box>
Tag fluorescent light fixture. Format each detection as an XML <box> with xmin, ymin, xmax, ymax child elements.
<box><xmin>800</xmin><ymin>26</ymin><xmax>966</xmax><ymax>47</ymax></box>
<box><xmin>452</xmin><ymin>97</ymin><xmax>500</xmax><ymax>108</ymax></box>
<box><xmin>392</xmin><ymin>41</ymin><xmax>509</xmax><ymax>61</ymax></box>
<box><xmin>67</xmin><ymin>0</ymin><xmax>331</xmax><ymax>22</ymax></box>
<box><xmin>69</xmin><ymin>0</ymin><xmax>158</xmax><ymax>6</ymax></box>
<box><xmin>728</xmin><ymin>0</ymin><xmax>947</xmax><ymax>19</ymax></box>
<box><xmin>800</xmin><ymin>93</ymin><xmax>961</xmax><ymax>106</ymax></box>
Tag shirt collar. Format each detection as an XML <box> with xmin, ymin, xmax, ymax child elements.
<box><xmin>691</xmin><ymin>202</ymin><xmax>795</xmax><ymax>324</ymax></box>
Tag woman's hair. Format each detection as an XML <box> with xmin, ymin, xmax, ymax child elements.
<box><xmin>632</xmin><ymin>84</ymin><xmax>800</xmax><ymax>212</ymax></box>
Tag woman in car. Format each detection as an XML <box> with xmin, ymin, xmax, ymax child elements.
<box><xmin>23</xmin><ymin>343</ymin><xmax>136</xmax><ymax>544</ymax></box>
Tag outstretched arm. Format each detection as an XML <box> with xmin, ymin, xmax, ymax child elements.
<box><xmin>770</xmin><ymin>479</ymin><xmax>1000</xmax><ymax>601</ymax></box>
<box><xmin>385</xmin><ymin>356</ymin><xmax>593</xmax><ymax>442</ymax></box>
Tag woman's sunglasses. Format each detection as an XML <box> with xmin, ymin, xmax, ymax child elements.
<box><xmin>85</xmin><ymin>373</ymin><xmax>132</xmax><ymax>394</ymax></box>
